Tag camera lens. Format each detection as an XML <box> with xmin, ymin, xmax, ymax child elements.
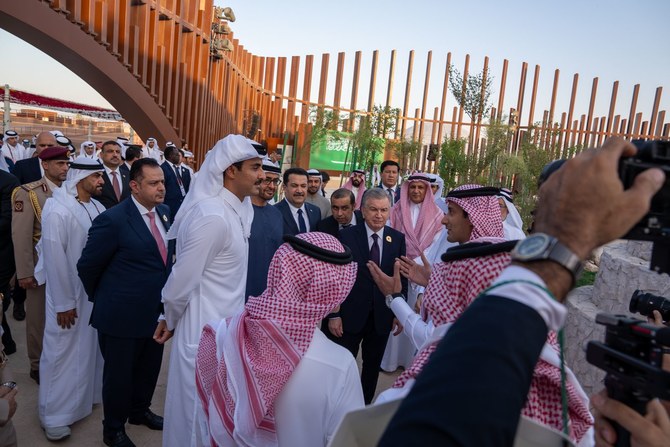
<box><xmin>629</xmin><ymin>290</ymin><xmax>670</xmax><ymax>322</ymax></box>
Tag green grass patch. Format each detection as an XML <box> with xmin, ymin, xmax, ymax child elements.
<box><xmin>575</xmin><ymin>270</ymin><xmax>597</xmax><ymax>288</ymax></box>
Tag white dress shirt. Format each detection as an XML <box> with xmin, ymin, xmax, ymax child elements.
<box><xmin>286</xmin><ymin>199</ymin><xmax>311</xmax><ymax>232</ymax></box>
<box><xmin>131</xmin><ymin>195</ymin><xmax>167</xmax><ymax>244</ymax></box>
<box><xmin>104</xmin><ymin>164</ymin><xmax>124</xmax><ymax>195</ymax></box>
<box><xmin>365</xmin><ymin>223</ymin><xmax>385</xmax><ymax>260</ymax></box>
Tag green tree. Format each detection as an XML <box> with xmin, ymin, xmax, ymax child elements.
<box><xmin>448</xmin><ymin>65</ymin><xmax>494</xmax><ymax>123</ymax></box>
<box><xmin>390</xmin><ymin>139</ymin><xmax>421</xmax><ymax>172</ymax></box>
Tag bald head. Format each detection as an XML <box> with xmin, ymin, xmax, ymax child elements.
<box><xmin>35</xmin><ymin>131</ymin><xmax>57</xmax><ymax>155</ymax></box>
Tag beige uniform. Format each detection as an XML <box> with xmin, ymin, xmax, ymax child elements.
<box><xmin>11</xmin><ymin>177</ymin><xmax>53</xmax><ymax>373</ymax></box>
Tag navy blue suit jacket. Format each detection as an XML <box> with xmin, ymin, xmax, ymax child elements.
<box><xmin>11</xmin><ymin>157</ymin><xmax>41</xmax><ymax>185</ymax></box>
<box><xmin>315</xmin><ymin>210</ymin><xmax>364</xmax><ymax>239</ymax></box>
<box><xmin>160</xmin><ymin>161</ymin><xmax>191</xmax><ymax>222</ymax></box>
<box><xmin>98</xmin><ymin>165</ymin><xmax>131</xmax><ymax>209</ymax></box>
<box><xmin>77</xmin><ymin>198</ymin><xmax>174</xmax><ymax>338</ymax></box>
<box><xmin>338</xmin><ymin>224</ymin><xmax>408</xmax><ymax>334</ymax></box>
<box><xmin>274</xmin><ymin>199</ymin><xmax>321</xmax><ymax>236</ymax></box>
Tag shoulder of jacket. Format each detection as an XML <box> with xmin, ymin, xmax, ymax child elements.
<box><xmin>20</xmin><ymin>179</ymin><xmax>45</xmax><ymax>191</ymax></box>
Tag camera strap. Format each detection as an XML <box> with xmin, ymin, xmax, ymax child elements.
<box><xmin>482</xmin><ymin>279</ymin><xmax>570</xmax><ymax>441</ymax></box>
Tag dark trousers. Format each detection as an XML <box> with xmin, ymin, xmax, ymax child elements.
<box><xmin>328</xmin><ymin>312</ymin><xmax>389</xmax><ymax>404</ymax></box>
<box><xmin>97</xmin><ymin>332</ymin><xmax>164</xmax><ymax>434</ymax></box>
<box><xmin>0</xmin><ymin>284</ymin><xmax>14</xmax><ymax>352</ymax></box>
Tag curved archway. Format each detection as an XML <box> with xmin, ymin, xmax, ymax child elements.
<box><xmin>0</xmin><ymin>0</ymin><xmax>179</xmax><ymax>145</ymax></box>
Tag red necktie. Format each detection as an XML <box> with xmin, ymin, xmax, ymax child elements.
<box><xmin>111</xmin><ymin>171</ymin><xmax>121</xmax><ymax>201</ymax></box>
<box><xmin>147</xmin><ymin>211</ymin><xmax>167</xmax><ymax>265</ymax></box>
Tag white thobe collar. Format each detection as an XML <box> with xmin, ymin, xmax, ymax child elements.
<box><xmin>410</xmin><ymin>202</ymin><xmax>421</xmax><ymax>227</ymax></box>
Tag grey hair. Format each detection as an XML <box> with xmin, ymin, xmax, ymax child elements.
<box><xmin>361</xmin><ymin>188</ymin><xmax>391</xmax><ymax>208</ymax></box>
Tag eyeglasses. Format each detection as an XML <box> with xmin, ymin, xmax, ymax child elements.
<box><xmin>261</xmin><ymin>178</ymin><xmax>281</xmax><ymax>186</ymax></box>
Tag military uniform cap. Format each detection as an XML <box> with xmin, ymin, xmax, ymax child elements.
<box><xmin>38</xmin><ymin>146</ymin><xmax>70</xmax><ymax>161</ymax></box>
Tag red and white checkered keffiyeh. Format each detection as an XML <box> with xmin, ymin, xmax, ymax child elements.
<box><xmin>389</xmin><ymin>175</ymin><xmax>445</xmax><ymax>259</ymax></box>
<box><xmin>393</xmin><ymin>250</ymin><xmax>593</xmax><ymax>443</ymax></box>
<box><xmin>446</xmin><ymin>183</ymin><xmax>504</xmax><ymax>240</ymax></box>
<box><xmin>195</xmin><ymin>232</ymin><xmax>357</xmax><ymax>447</ymax></box>
<box><xmin>343</xmin><ymin>171</ymin><xmax>367</xmax><ymax>209</ymax></box>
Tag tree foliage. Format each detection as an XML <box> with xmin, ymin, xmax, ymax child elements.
<box><xmin>448</xmin><ymin>64</ymin><xmax>494</xmax><ymax>122</ymax></box>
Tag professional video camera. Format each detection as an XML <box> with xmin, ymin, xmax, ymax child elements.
<box><xmin>619</xmin><ymin>139</ymin><xmax>670</xmax><ymax>274</ymax></box>
<box><xmin>586</xmin><ymin>313</ymin><xmax>670</xmax><ymax>447</ymax></box>
<box><xmin>629</xmin><ymin>289</ymin><xmax>670</xmax><ymax>322</ymax></box>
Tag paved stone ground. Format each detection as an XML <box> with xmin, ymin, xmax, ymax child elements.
<box><xmin>8</xmin><ymin>310</ymin><xmax>401</xmax><ymax>446</ymax></box>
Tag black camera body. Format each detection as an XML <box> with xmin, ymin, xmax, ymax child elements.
<box><xmin>619</xmin><ymin>140</ymin><xmax>670</xmax><ymax>273</ymax></box>
<box><xmin>629</xmin><ymin>289</ymin><xmax>670</xmax><ymax>322</ymax></box>
<box><xmin>586</xmin><ymin>313</ymin><xmax>670</xmax><ymax>446</ymax></box>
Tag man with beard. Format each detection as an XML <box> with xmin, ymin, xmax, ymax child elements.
<box><xmin>78</xmin><ymin>158</ymin><xmax>173</xmax><ymax>447</ymax></box>
<box><xmin>275</xmin><ymin>167</ymin><xmax>321</xmax><ymax>236</ymax></box>
<box><xmin>35</xmin><ymin>157</ymin><xmax>106</xmax><ymax>441</ymax></box>
<box><xmin>0</xmin><ymin>131</ymin><xmax>26</xmax><ymax>166</ymax></box>
<box><xmin>98</xmin><ymin>141</ymin><xmax>130</xmax><ymax>209</ymax></box>
<box><xmin>156</xmin><ymin>135</ymin><xmax>266</xmax><ymax>447</ymax></box>
<box><xmin>12</xmin><ymin>146</ymin><xmax>70</xmax><ymax>383</ymax></box>
<box><xmin>142</xmin><ymin>138</ymin><xmax>163</xmax><ymax>162</ymax></box>
<box><xmin>305</xmin><ymin>168</ymin><xmax>331</xmax><ymax>218</ymax></box>
<box><xmin>343</xmin><ymin>169</ymin><xmax>367</xmax><ymax>209</ymax></box>
<box><xmin>245</xmin><ymin>159</ymin><xmax>284</xmax><ymax>299</ymax></box>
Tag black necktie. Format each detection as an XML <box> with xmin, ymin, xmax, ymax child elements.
<box><xmin>297</xmin><ymin>209</ymin><xmax>307</xmax><ymax>233</ymax></box>
<box><xmin>370</xmin><ymin>233</ymin><xmax>380</xmax><ymax>265</ymax></box>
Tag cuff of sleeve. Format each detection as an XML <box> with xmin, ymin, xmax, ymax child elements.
<box><xmin>54</xmin><ymin>302</ymin><xmax>77</xmax><ymax>313</ymax></box>
<box><xmin>390</xmin><ymin>298</ymin><xmax>414</xmax><ymax>323</ymax></box>
<box><xmin>489</xmin><ymin>265</ymin><xmax>567</xmax><ymax>331</ymax></box>
<box><xmin>157</xmin><ymin>314</ymin><xmax>166</xmax><ymax>322</ymax></box>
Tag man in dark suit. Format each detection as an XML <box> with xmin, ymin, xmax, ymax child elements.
<box><xmin>327</xmin><ymin>188</ymin><xmax>407</xmax><ymax>404</ymax></box>
<box><xmin>77</xmin><ymin>158</ymin><xmax>173</xmax><ymax>447</ymax></box>
<box><xmin>316</xmin><ymin>187</ymin><xmax>363</xmax><ymax>239</ymax></box>
<box><xmin>377</xmin><ymin>160</ymin><xmax>401</xmax><ymax>206</ymax></box>
<box><xmin>274</xmin><ymin>167</ymin><xmax>321</xmax><ymax>236</ymax></box>
<box><xmin>0</xmin><ymin>169</ymin><xmax>19</xmax><ymax>353</ymax></box>
<box><xmin>160</xmin><ymin>145</ymin><xmax>191</xmax><ymax>221</ymax></box>
<box><xmin>98</xmin><ymin>141</ymin><xmax>131</xmax><ymax>209</ymax></box>
<box><xmin>10</xmin><ymin>131</ymin><xmax>57</xmax><ymax>184</ymax></box>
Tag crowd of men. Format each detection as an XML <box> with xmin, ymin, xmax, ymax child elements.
<box><xmin>0</xmin><ymin>128</ymin><xmax>668</xmax><ymax>447</ymax></box>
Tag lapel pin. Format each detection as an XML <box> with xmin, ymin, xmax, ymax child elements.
<box><xmin>162</xmin><ymin>215</ymin><xmax>168</xmax><ymax>222</ymax></box>
<box><xmin>386</xmin><ymin>235</ymin><xmax>392</xmax><ymax>243</ymax></box>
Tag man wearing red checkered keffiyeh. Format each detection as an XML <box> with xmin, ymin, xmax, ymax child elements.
<box><xmin>377</xmin><ymin>184</ymin><xmax>593</xmax><ymax>445</ymax></box>
<box><xmin>195</xmin><ymin>232</ymin><xmax>364</xmax><ymax>447</ymax></box>
<box><xmin>342</xmin><ymin>169</ymin><xmax>367</xmax><ymax>209</ymax></box>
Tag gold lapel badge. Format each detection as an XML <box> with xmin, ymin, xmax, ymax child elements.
<box><xmin>385</xmin><ymin>235</ymin><xmax>392</xmax><ymax>243</ymax></box>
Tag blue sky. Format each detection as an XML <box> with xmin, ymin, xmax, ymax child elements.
<box><xmin>0</xmin><ymin>0</ymin><xmax>667</xmax><ymax>128</ymax></box>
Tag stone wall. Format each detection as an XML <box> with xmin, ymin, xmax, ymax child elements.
<box><xmin>564</xmin><ymin>240</ymin><xmax>670</xmax><ymax>396</ymax></box>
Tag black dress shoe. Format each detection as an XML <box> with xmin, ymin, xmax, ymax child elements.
<box><xmin>103</xmin><ymin>430</ymin><xmax>136</xmax><ymax>447</ymax></box>
<box><xmin>12</xmin><ymin>304</ymin><xmax>25</xmax><ymax>321</ymax></box>
<box><xmin>29</xmin><ymin>369</ymin><xmax>39</xmax><ymax>384</ymax></box>
<box><xmin>128</xmin><ymin>410</ymin><xmax>163</xmax><ymax>430</ymax></box>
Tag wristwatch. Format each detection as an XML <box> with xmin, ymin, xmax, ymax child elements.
<box><xmin>511</xmin><ymin>233</ymin><xmax>583</xmax><ymax>283</ymax></box>
<box><xmin>385</xmin><ymin>293</ymin><xmax>404</xmax><ymax>309</ymax></box>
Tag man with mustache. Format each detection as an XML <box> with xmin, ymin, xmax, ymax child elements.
<box><xmin>275</xmin><ymin>167</ymin><xmax>321</xmax><ymax>236</ymax></box>
<box><xmin>78</xmin><ymin>158</ymin><xmax>173</xmax><ymax>447</ymax></box>
<box><xmin>156</xmin><ymin>135</ymin><xmax>265</xmax><ymax>447</ymax></box>
<box><xmin>36</xmin><ymin>157</ymin><xmax>106</xmax><ymax>442</ymax></box>
<box><xmin>245</xmin><ymin>159</ymin><xmax>284</xmax><ymax>299</ymax></box>
<box><xmin>97</xmin><ymin>141</ymin><xmax>130</xmax><ymax>209</ymax></box>
<box><xmin>343</xmin><ymin>169</ymin><xmax>367</xmax><ymax>209</ymax></box>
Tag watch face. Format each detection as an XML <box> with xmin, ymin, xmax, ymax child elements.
<box><xmin>514</xmin><ymin>234</ymin><xmax>549</xmax><ymax>259</ymax></box>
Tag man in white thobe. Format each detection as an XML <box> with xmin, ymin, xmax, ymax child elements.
<box><xmin>1</xmin><ymin>131</ymin><xmax>26</xmax><ymax>164</ymax></box>
<box><xmin>142</xmin><ymin>137</ymin><xmax>164</xmax><ymax>162</ymax></box>
<box><xmin>34</xmin><ymin>156</ymin><xmax>106</xmax><ymax>441</ymax></box>
<box><xmin>154</xmin><ymin>135</ymin><xmax>265</xmax><ymax>447</ymax></box>
<box><xmin>305</xmin><ymin>168</ymin><xmax>332</xmax><ymax>218</ymax></box>
<box><xmin>195</xmin><ymin>232</ymin><xmax>364</xmax><ymax>447</ymax></box>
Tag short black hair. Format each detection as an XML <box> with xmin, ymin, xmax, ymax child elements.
<box><xmin>101</xmin><ymin>140</ymin><xmax>121</xmax><ymax>151</ymax></box>
<box><xmin>283</xmin><ymin>167</ymin><xmax>309</xmax><ymax>185</ymax></box>
<box><xmin>125</xmin><ymin>146</ymin><xmax>142</xmax><ymax>162</ymax></box>
<box><xmin>321</xmin><ymin>171</ymin><xmax>331</xmax><ymax>183</ymax></box>
<box><xmin>380</xmin><ymin>160</ymin><xmax>400</xmax><ymax>173</ymax></box>
<box><xmin>331</xmin><ymin>188</ymin><xmax>355</xmax><ymax>205</ymax></box>
<box><xmin>130</xmin><ymin>158</ymin><xmax>160</xmax><ymax>182</ymax></box>
<box><xmin>164</xmin><ymin>145</ymin><xmax>179</xmax><ymax>159</ymax></box>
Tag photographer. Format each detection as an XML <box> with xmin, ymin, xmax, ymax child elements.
<box><xmin>378</xmin><ymin>138</ymin><xmax>667</xmax><ymax>446</ymax></box>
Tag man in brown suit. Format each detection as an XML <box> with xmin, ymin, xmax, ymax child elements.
<box><xmin>11</xmin><ymin>146</ymin><xmax>69</xmax><ymax>383</ymax></box>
